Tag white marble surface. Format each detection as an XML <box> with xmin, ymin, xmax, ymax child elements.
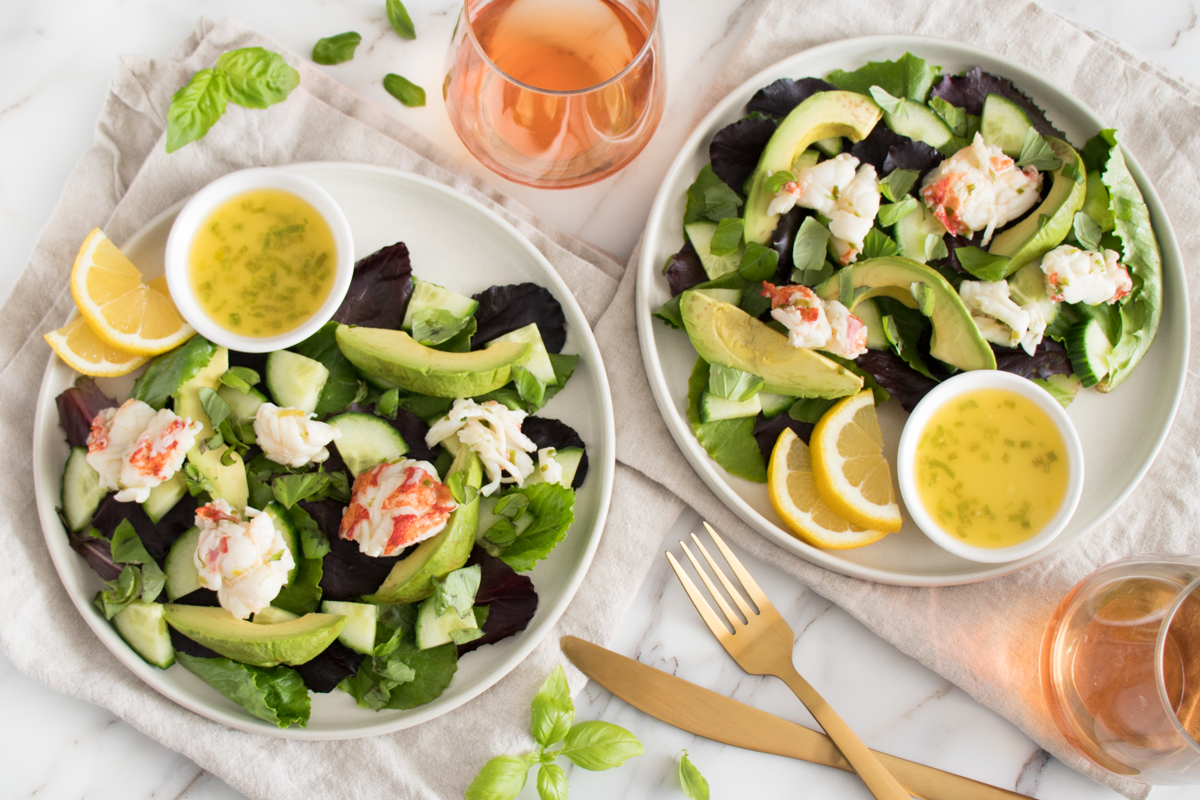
<box><xmin>2</xmin><ymin>0</ymin><xmax>1199</xmax><ymax>798</ymax></box>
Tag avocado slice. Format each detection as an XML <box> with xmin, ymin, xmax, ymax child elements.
<box><xmin>161</xmin><ymin>604</ymin><xmax>346</xmax><ymax>666</ymax></box>
<box><xmin>365</xmin><ymin>448</ymin><xmax>484</xmax><ymax>604</ymax></box>
<box><xmin>815</xmin><ymin>257</ymin><xmax>996</xmax><ymax>372</ymax></box>
<box><xmin>743</xmin><ymin>91</ymin><xmax>882</xmax><ymax>245</ymax></box>
<box><xmin>175</xmin><ymin>346</ymin><xmax>249</xmax><ymax>512</ymax></box>
<box><xmin>680</xmin><ymin>291</ymin><xmax>863</xmax><ymax>398</ymax></box>
<box><xmin>988</xmin><ymin>137</ymin><xmax>1086</xmax><ymax>276</ymax></box>
<box><xmin>336</xmin><ymin>325</ymin><xmax>531</xmax><ymax>398</ymax></box>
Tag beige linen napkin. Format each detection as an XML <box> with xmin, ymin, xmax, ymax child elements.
<box><xmin>594</xmin><ymin>0</ymin><xmax>1200</xmax><ymax>797</ymax></box>
<box><xmin>0</xmin><ymin>17</ymin><xmax>683</xmax><ymax>800</ymax></box>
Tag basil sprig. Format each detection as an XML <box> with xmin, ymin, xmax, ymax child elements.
<box><xmin>384</xmin><ymin>73</ymin><xmax>426</xmax><ymax>107</ymax></box>
<box><xmin>466</xmin><ymin>666</ymin><xmax>643</xmax><ymax>800</ymax></box>
<box><xmin>679</xmin><ymin>751</ymin><xmax>710</xmax><ymax>800</ymax></box>
<box><xmin>312</xmin><ymin>32</ymin><xmax>362</xmax><ymax>65</ymax></box>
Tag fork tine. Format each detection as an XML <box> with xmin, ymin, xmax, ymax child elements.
<box><xmin>702</xmin><ymin>521</ymin><xmax>771</xmax><ymax>608</ymax></box>
<box><xmin>666</xmin><ymin>551</ymin><xmax>732</xmax><ymax>639</ymax></box>
<box><xmin>679</xmin><ymin>540</ymin><xmax>742</xmax><ymax>628</ymax></box>
<box><xmin>690</xmin><ymin>533</ymin><xmax>757</xmax><ymax>618</ymax></box>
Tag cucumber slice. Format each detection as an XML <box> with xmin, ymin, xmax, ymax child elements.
<box><xmin>142</xmin><ymin>472</ymin><xmax>187</xmax><ymax>525</ymax></box>
<box><xmin>813</xmin><ymin>136</ymin><xmax>843</xmax><ymax>157</ymax></box>
<box><xmin>893</xmin><ymin>202</ymin><xmax>946</xmax><ymax>264</ymax></box>
<box><xmin>415</xmin><ymin>596</ymin><xmax>480</xmax><ymax>650</ymax></box>
<box><xmin>487</xmin><ymin>323</ymin><xmax>556</xmax><ymax>385</ymax></box>
<box><xmin>113</xmin><ymin>602</ymin><xmax>175</xmax><ymax>669</ymax></box>
<box><xmin>261</xmin><ymin>502</ymin><xmax>300</xmax><ymax>586</ymax></box>
<box><xmin>216</xmin><ymin>384</ymin><xmax>267</xmax><ymax>427</ymax></box>
<box><xmin>61</xmin><ymin>446</ymin><xmax>105</xmax><ymax>532</ymax></box>
<box><xmin>265</xmin><ymin>350</ymin><xmax>329</xmax><ymax>414</ymax></box>
<box><xmin>252</xmin><ymin>606</ymin><xmax>300</xmax><ymax>625</ymax></box>
<box><xmin>699</xmin><ymin>391</ymin><xmax>763</xmax><ymax>423</ymax></box>
<box><xmin>402</xmin><ymin>278</ymin><xmax>479</xmax><ymax>331</ymax></box>
<box><xmin>849</xmin><ymin>299</ymin><xmax>890</xmax><ymax>350</ymax></box>
<box><xmin>321</xmin><ymin>600</ymin><xmax>378</xmax><ymax>654</ymax></box>
<box><xmin>1067</xmin><ymin>318</ymin><xmax>1112</xmax><ymax>388</ymax></box>
<box><xmin>791</xmin><ymin>150</ymin><xmax>820</xmax><ymax>173</ymax></box>
<box><xmin>757</xmin><ymin>392</ymin><xmax>794</xmax><ymax>419</ymax></box>
<box><xmin>525</xmin><ymin>446</ymin><xmax>584</xmax><ymax>488</ymax></box>
<box><xmin>694</xmin><ymin>287</ymin><xmax>741</xmax><ymax>306</ymax></box>
<box><xmin>165</xmin><ymin>526</ymin><xmax>202</xmax><ymax>601</ymax></box>
<box><xmin>980</xmin><ymin>94</ymin><xmax>1034</xmax><ymax>158</ymax></box>
<box><xmin>883</xmin><ymin>100</ymin><xmax>963</xmax><ymax>154</ymax></box>
<box><xmin>329</xmin><ymin>412</ymin><xmax>409</xmax><ymax>477</ymax></box>
<box><xmin>685</xmin><ymin>221</ymin><xmax>742</xmax><ymax>280</ymax></box>
<box><xmin>1007</xmin><ymin>262</ymin><xmax>1058</xmax><ymax>329</ymax></box>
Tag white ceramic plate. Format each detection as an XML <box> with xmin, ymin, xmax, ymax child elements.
<box><xmin>32</xmin><ymin>164</ymin><xmax>615</xmax><ymax>739</ymax></box>
<box><xmin>636</xmin><ymin>35</ymin><xmax>1188</xmax><ymax>586</ymax></box>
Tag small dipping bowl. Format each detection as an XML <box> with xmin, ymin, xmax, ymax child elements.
<box><xmin>164</xmin><ymin>168</ymin><xmax>354</xmax><ymax>353</ymax></box>
<box><xmin>897</xmin><ymin>371</ymin><xmax>1085</xmax><ymax>563</ymax></box>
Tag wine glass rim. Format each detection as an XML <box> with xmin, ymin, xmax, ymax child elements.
<box><xmin>1156</xmin><ymin>573</ymin><xmax>1200</xmax><ymax>754</ymax></box>
<box><xmin>461</xmin><ymin>0</ymin><xmax>660</xmax><ymax>97</ymax></box>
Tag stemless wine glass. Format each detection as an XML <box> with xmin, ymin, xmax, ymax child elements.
<box><xmin>443</xmin><ymin>0</ymin><xmax>665</xmax><ymax>188</ymax></box>
<box><xmin>1041</xmin><ymin>556</ymin><xmax>1200</xmax><ymax>784</ymax></box>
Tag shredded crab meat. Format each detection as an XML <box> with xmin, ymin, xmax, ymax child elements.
<box><xmin>766</xmin><ymin>153</ymin><xmax>881</xmax><ymax>264</ymax></box>
<box><xmin>193</xmin><ymin>500</ymin><xmax>294</xmax><ymax>620</ymax></box>
<box><xmin>254</xmin><ymin>402</ymin><xmax>341</xmax><ymax>468</ymax></box>
<box><xmin>1040</xmin><ymin>245</ymin><xmax>1132</xmax><ymax>305</ymax></box>
<box><xmin>537</xmin><ymin>447</ymin><xmax>563</xmax><ymax>485</ymax></box>
<box><xmin>338</xmin><ymin>459</ymin><xmax>457</xmax><ymax>557</ymax></box>
<box><xmin>425</xmin><ymin>399</ymin><xmax>537</xmax><ymax>496</ymax></box>
<box><xmin>86</xmin><ymin>399</ymin><xmax>201</xmax><ymax>503</ymax></box>
<box><xmin>760</xmin><ymin>282</ymin><xmax>868</xmax><ymax>358</ymax></box>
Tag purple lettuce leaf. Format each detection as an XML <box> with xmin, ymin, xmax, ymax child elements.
<box><xmin>170</xmin><ymin>628</ymin><xmax>221</xmax><ymax>659</ymax></box>
<box><xmin>993</xmin><ymin>339</ymin><xmax>1073</xmax><ymax>380</ymax></box>
<box><xmin>930</xmin><ymin>68</ymin><xmax>1066</xmax><ymax>139</ymax></box>
<box><xmin>471</xmin><ymin>283</ymin><xmax>566</xmax><ymax>353</ymax></box>
<box><xmin>521</xmin><ymin>416</ymin><xmax>588</xmax><ymax>489</ymax></box>
<box><xmin>173</xmin><ymin>588</ymin><xmax>221</xmax><ymax>606</ymax></box>
<box><xmin>709</xmin><ymin>116</ymin><xmax>776</xmax><ymax>194</ymax></box>
<box><xmin>753</xmin><ymin>413</ymin><xmax>813</xmax><ymax>462</ymax></box>
<box><xmin>56</xmin><ymin>377</ymin><xmax>117</xmax><ymax>448</ymax></box>
<box><xmin>769</xmin><ymin>208</ymin><xmax>807</xmax><ymax>285</ymax></box>
<box><xmin>664</xmin><ymin>241</ymin><xmax>708</xmax><ymax>296</ymax></box>
<box><xmin>90</xmin><ymin>493</ymin><xmax>197</xmax><ymax>565</ymax></box>
<box><xmin>457</xmin><ymin>547</ymin><xmax>537</xmax><ymax>656</ymax></box>
<box><xmin>294</xmin><ymin>640</ymin><xmax>365</xmax><ymax>693</ymax></box>
<box><xmin>332</xmin><ymin>241</ymin><xmax>414</xmax><ymax>329</ymax></box>
<box><xmin>307</xmin><ymin>500</ymin><xmax>403</xmax><ymax>600</ymax></box>
<box><xmin>228</xmin><ymin>349</ymin><xmax>269</xmax><ymax>380</ymax></box>
<box><xmin>66</xmin><ymin>526</ymin><xmax>121</xmax><ymax>581</ymax></box>
<box><xmin>851</xmin><ymin>126</ymin><xmax>944</xmax><ymax>181</ymax></box>
<box><xmin>746</xmin><ymin>77</ymin><xmax>836</xmax><ymax>118</ymax></box>
<box><xmin>855</xmin><ymin>350</ymin><xmax>941</xmax><ymax>412</ymax></box>
<box><xmin>346</xmin><ymin>403</ymin><xmax>438</xmax><ymax>463</ymax></box>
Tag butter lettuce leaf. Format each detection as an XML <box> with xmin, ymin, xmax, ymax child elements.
<box><xmin>176</xmin><ymin>653</ymin><xmax>310</xmax><ymax>727</ymax></box>
<box><xmin>687</xmin><ymin>358</ymin><xmax>766</xmax><ymax>483</ymax></box>
<box><xmin>827</xmin><ymin>53</ymin><xmax>939</xmax><ymax>103</ymax></box>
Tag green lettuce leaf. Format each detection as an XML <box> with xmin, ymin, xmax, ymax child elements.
<box><xmin>339</xmin><ymin>604</ymin><xmax>457</xmax><ymax>710</ymax></box>
<box><xmin>130</xmin><ymin>336</ymin><xmax>217</xmax><ymax>410</ymax></box>
<box><xmin>176</xmin><ymin>653</ymin><xmax>310</xmax><ymax>727</ymax></box>
<box><xmin>687</xmin><ymin>358</ymin><xmax>766</xmax><ymax>482</ymax></box>
<box><xmin>495</xmin><ymin>482</ymin><xmax>576</xmax><ymax>573</ymax></box>
<box><xmin>826</xmin><ymin>53</ymin><xmax>940</xmax><ymax>103</ymax></box>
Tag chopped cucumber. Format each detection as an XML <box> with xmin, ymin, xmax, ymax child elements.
<box><xmin>265</xmin><ymin>350</ymin><xmax>329</xmax><ymax>414</ymax></box>
<box><xmin>791</xmin><ymin>150</ymin><xmax>820</xmax><ymax>173</ymax></box>
<box><xmin>113</xmin><ymin>602</ymin><xmax>175</xmax><ymax>669</ymax></box>
<box><xmin>980</xmin><ymin>94</ymin><xmax>1034</xmax><ymax>158</ymax></box>
<box><xmin>165</xmin><ymin>526</ymin><xmax>201</xmax><ymax>601</ymax></box>
<box><xmin>216</xmin><ymin>384</ymin><xmax>267</xmax><ymax>427</ymax></box>
<box><xmin>708</xmin><ymin>364</ymin><xmax>763</xmax><ymax>401</ymax></box>
<box><xmin>1067</xmin><ymin>317</ymin><xmax>1112</xmax><ymax>388</ymax></box>
<box><xmin>329</xmin><ymin>412</ymin><xmax>409</xmax><ymax>477</ymax></box>
<box><xmin>61</xmin><ymin>446</ymin><xmax>104</xmax><ymax>532</ymax></box>
<box><xmin>699</xmin><ymin>391</ymin><xmax>763</xmax><ymax>423</ymax></box>
<box><xmin>321</xmin><ymin>600</ymin><xmax>378</xmax><ymax>654</ymax></box>
<box><xmin>261</xmin><ymin>502</ymin><xmax>300</xmax><ymax>586</ymax></box>
<box><xmin>685</xmin><ymin>221</ymin><xmax>741</xmax><ymax>279</ymax></box>
<box><xmin>415</xmin><ymin>596</ymin><xmax>480</xmax><ymax>649</ymax></box>
<box><xmin>757</xmin><ymin>392</ymin><xmax>794</xmax><ymax>419</ymax></box>
<box><xmin>142</xmin><ymin>472</ymin><xmax>187</xmax><ymax>525</ymax></box>
<box><xmin>402</xmin><ymin>278</ymin><xmax>479</xmax><ymax>331</ymax></box>
<box><xmin>252</xmin><ymin>606</ymin><xmax>300</xmax><ymax>624</ymax></box>
<box><xmin>893</xmin><ymin>202</ymin><xmax>946</xmax><ymax>264</ymax></box>
<box><xmin>694</xmin><ymin>287</ymin><xmax>741</xmax><ymax>306</ymax></box>
<box><xmin>525</xmin><ymin>446</ymin><xmax>584</xmax><ymax>488</ymax></box>
<box><xmin>848</xmin><ymin>299</ymin><xmax>890</xmax><ymax>350</ymax></box>
<box><xmin>487</xmin><ymin>323</ymin><xmax>556</xmax><ymax>385</ymax></box>
<box><xmin>883</xmin><ymin>100</ymin><xmax>963</xmax><ymax>154</ymax></box>
<box><xmin>813</xmin><ymin>136</ymin><xmax>843</xmax><ymax>157</ymax></box>
<box><xmin>1007</xmin><ymin>262</ymin><xmax>1058</xmax><ymax>329</ymax></box>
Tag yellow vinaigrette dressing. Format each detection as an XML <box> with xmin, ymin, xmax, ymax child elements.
<box><xmin>914</xmin><ymin>388</ymin><xmax>1068</xmax><ymax>548</ymax></box>
<box><xmin>189</xmin><ymin>189</ymin><xmax>336</xmax><ymax>337</ymax></box>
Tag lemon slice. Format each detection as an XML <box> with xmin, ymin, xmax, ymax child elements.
<box><xmin>768</xmin><ymin>427</ymin><xmax>889</xmax><ymax>549</ymax></box>
<box><xmin>810</xmin><ymin>390</ymin><xmax>903</xmax><ymax>533</ymax></box>
<box><xmin>69</xmin><ymin>228</ymin><xmax>195</xmax><ymax>355</ymax></box>
<box><xmin>44</xmin><ymin>316</ymin><xmax>149</xmax><ymax>377</ymax></box>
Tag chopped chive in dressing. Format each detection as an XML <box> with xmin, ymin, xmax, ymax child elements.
<box><xmin>914</xmin><ymin>388</ymin><xmax>1068</xmax><ymax>548</ymax></box>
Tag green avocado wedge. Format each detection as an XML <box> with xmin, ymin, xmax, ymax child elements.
<box><xmin>815</xmin><ymin>257</ymin><xmax>996</xmax><ymax>372</ymax></box>
<box><xmin>335</xmin><ymin>325</ymin><xmax>531</xmax><ymax>398</ymax></box>
<box><xmin>988</xmin><ymin>137</ymin><xmax>1087</xmax><ymax>276</ymax></box>
<box><xmin>365</xmin><ymin>448</ymin><xmax>483</xmax><ymax>604</ymax></box>
<box><xmin>680</xmin><ymin>291</ymin><xmax>863</xmax><ymax>399</ymax></box>
<box><xmin>743</xmin><ymin>91</ymin><xmax>882</xmax><ymax>245</ymax></box>
<box><xmin>161</xmin><ymin>605</ymin><xmax>346</xmax><ymax>667</ymax></box>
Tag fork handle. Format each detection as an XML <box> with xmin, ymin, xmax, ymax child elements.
<box><xmin>775</xmin><ymin>663</ymin><xmax>913</xmax><ymax>800</ymax></box>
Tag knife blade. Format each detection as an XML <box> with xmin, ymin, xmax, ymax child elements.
<box><xmin>561</xmin><ymin>636</ymin><xmax>1030</xmax><ymax>800</ymax></box>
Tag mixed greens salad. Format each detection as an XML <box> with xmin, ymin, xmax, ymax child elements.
<box><xmin>654</xmin><ymin>52</ymin><xmax>1163</xmax><ymax>484</ymax></box>
<box><xmin>55</xmin><ymin>239</ymin><xmax>588</xmax><ymax>727</ymax></box>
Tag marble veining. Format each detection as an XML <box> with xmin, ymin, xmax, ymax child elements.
<box><xmin>2</xmin><ymin>0</ymin><xmax>1200</xmax><ymax>798</ymax></box>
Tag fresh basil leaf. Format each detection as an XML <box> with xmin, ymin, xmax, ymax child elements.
<box><xmin>465</xmin><ymin>755</ymin><xmax>531</xmax><ymax>800</ymax></box>
<box><xmin>679</xmin><ymin>751</ymin><xmax>710</xmax><ymax>800</ymax></box>
<box><xmin>219</xmin><ymin>367</ymin><xmax>261</xmax><ymax>393</ymax></box>
<box><xmin>494</xmin><ymin>492</ymin><xmax>529</xmax><ymax>522</ymax></box>
<box><xmin>247</xmin><ymin>471</ymin><xmax>273</xmax><ymax>510</ymax></box>
<box><xmin>177</xmin><ymin>653</ymin><xmax>310</xmax><ymax>728</ymax></box>
<box><xmin>198</xmin><ymin>387</ymin><xmax>232</xmax><ymax>432</ymax></box>
<box><xmin>929</xmin><ymin>96</ymin><xmax>967</xmax><ymax>137</ymax></box>
<box><xmin>184</xmin><ymin>461</ymin><xmax>215</xmax><ymax>498</ymax></box>
<box><xmin>292</xmin><ymin>322</ymin><xmax>361</xmax><ymax>415</ymax></box>
<box><xmin>531</xmin><ymin>665</ymin><xmax>574</xmax><ymax>747</ymax></box>
<box><xmin>512</xmin><ymin>365</ymin><xmax>547</xmax><ymax>408</ymax></box>
<box><xmin>537</xmin><ymin>762</ymin><xmax>569</xmax><ymax>800</ymax></box>
<box><xmin>709</xmin><ymin>218</ymin><xmax>743</xmax><ymax>257</ymax></box>
<box><xmin>868</xmin><ymin>85</ymin><xmax>905</xmax><ymax>116</ymax></box>
<box><xmin>1016</xmin><ymin>128</ymin><xmax>1063</xmax><ymax>171</ymax></box>
<box><xmin>94</xmin><ymin>565</ymin><xmax>142</xmax><ymax>619</ymax></box>
<box><xmin>327</xmin><ymin>470</ymin><xmax>351</xmax><ymax>503</ymax></box>
<box><xmin>736</xmin><ymin>241</ymin><xmax>778</xmax><ymax>281</ymax></box>
<box><xmin>827</xmin><ymin>53</ymin><xmax>939</xmax><ymax>103</ymax></box>
<box><xmin>878</xmin><ymin>297</ymin><xmax>935</xmax><ymax>379</ymax></box>
<box><xmin>377</xmin><ymin>388</ymin><xmax>401</xmax><ymax>420</ymax></box>
<box><xmin>707</xmin><ymin>364</ymin><xmax>764</xmax><ymax>402</ymax></box>
<box><xmin>270</xmin><ymin>529</ymin><xmax>323</xmax><ymax>616</ymax></box>
<box><xmin>1073</xmin><ymin>211</ymin><xmax>1102</xmax><ymax>252</ymax></box>
<box><xmin>496</xmin><ymin>482</ymin><xmax>576</xmax><ymax>572</ymax></box>
<box><xmin>684</xmin><ymin>165</ymin><xmax>743</xmax><ymax>224</ymax></box>
<box><xmin>876</xmin><ymin>196</ymin><xmax>918</xmax><ymax>227</ymax></box>
<box><xmin>788</xmin><ymin>397</ymin><xmax>836</xmax><ymax>423</ymax></box>
<box><xmin>878</xmin><ymin>168</ymin><xmax>919</xmax><ymax>203</ymax></box>
<box><xmin>560</xmin><ymin>720</ymin><xmax>644</xmax><ymax>771</ymax></box>
<box><xmin>140</xmin><ymin>561</ymin><xmax>167</xmax><ymax>604</ymax></box>
<box><xmin>910</xmin><ymin>281</ymin><xmax>936</xmax><ymax>317</ymax></box>
<box><xmin>413</xmin><ymin>308</ymin><xmax>471</xmax><ymax>346</ymax></box>
<box><xmin>955</xmin><ymin>246</ymin><xmax>1011</xmax><ymax>281</ymax></box>
<box><xmin>166</xmin><ymin>69</ymin><xmax>228</xmax><ymax>153</ymax></box>
<box><xmin>924</xmin><ymin>233</ymin><xmax>949</xmax><ymax>262</ymax></box>
<box><xmin>290</xmin><ymin>504</ymin><xmax>330</xmax><ymax>560</ymax></box>
<box><xmin>764</xmin><ymin>170</ymin><xmax>794</xmax><ymax>194</ymax></box>
<box><xmin>481</xmin><ymin>518</ymin><xmax>519</xmax><ymax>555</ymax></box>
<box><xmin>435</xmin><ymin>315</ymin><xmax>477</xmax><ymax>353</ymax></box>
<box><xmin>272</xmin><ymin>472</ymin><xmax>331</xmax><ymax>509</ymax></box>
<box><xmin>109</xmin><ymin>519</ymin><xmax>154</xmax><ymax>565</ymax></box>
<box><xmin>312</xmin><ymin>31</ymin><xmax>362</xmax><ymax>65</ymax></box>
<box><xmin>433</xmin><ymin>565</ymin><xmax>482</xmax><ymax>619</ymax></box>
<box><xmin>384</xmin><ymin>73</ymin><xmax>425</xmax><ymax>107</ymax></box>
<box><xmin>838</xmin><ymin>267</ymin><xmax>854</xmax><ymax>307</ymax></box>
<box><xmin>386</xmin><ymin>0</ymin><xmax>417</xmax><ymax>39</ymax></box>
<box><xmin>215</xmin><ymin>47</ymin><xmax>300</xmax><ymax>109</ymax></box>
<box><xmin>445</xmin><ymin>470</ymin><xmax>479</xmax><ymax>507</ymax></box>
<box><xmin>791</xmin><ymin>217</ymin><xmax>832</xmax><ymax>285</ymax></box>
<box><xmin>861</xmin><ymin>228</ymin><xmax>900</xmax><ymax>259</ymax></box>
<box><xmin>130</xmin><ymin>336</ymin><xmax>218</xmax><ymax>409</ymax></box>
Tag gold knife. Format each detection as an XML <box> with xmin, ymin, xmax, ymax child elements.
<box><xmin>561</xmin><ymin>636</ymin><xmax>1031</xmax><ymax>800</ymax></box>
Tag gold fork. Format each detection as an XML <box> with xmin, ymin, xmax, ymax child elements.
<box><xmin>667</xmin><ymin>522</ymin><xmax>912</xmax><ymax>800</ymax></box>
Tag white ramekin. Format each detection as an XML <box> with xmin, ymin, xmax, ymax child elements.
<box><xmin>164</xmin><ymin>168</ymin><xmax>354</xmax><ymax>353</ymax></box>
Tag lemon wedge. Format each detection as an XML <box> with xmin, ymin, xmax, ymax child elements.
<box><xmin>810</xmin><ymin>390</ymin><xmax>903</xmax><ymax>533</ymax></box>
<box><xmin>768</xmin><ymin>427</ymin><xmax>889</xmax><ymax>549</ymax></box>
<box><xmin>44</xmin><ymin>316</ymin><xmax>149</xmax><ymax>377</ymax></box>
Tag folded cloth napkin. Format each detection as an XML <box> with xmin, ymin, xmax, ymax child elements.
<box><xmin>0</xmin><ymin>17</ymin><xmax>684</xmax><ymax>800</ymax></box>
<box><xmin>593</xmin><ymin>0</ymin><xmax>1200</xmax><ymax>797</ymax></box>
